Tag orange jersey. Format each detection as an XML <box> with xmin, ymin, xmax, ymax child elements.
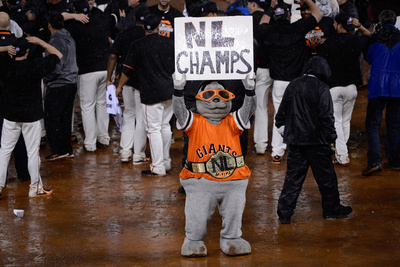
<box><xmin>179</xmin><ymin>112</ymin><xmax>251</xmax><ymax>182</ymax></box>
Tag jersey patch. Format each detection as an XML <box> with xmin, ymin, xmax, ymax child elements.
<box><xmin>159</xmin><ymin>20</ymin><xmax>173</xmax><ymax>38</ymax></box>
<box><xmin>305</xmin><ymin>26</ymin><xmax>324</xmax><ymax>49</ymax></box>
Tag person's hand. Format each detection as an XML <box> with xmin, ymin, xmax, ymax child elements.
<box><xmin>173</xmin><ymin>72</ymin><xmax>186</xmax><ymax>90</ymax></box>
<box><xmin>317</xmin><ymin>37</ymin><xmax>327</xmax><ymax>45</ymax></box>
<box><xmin>119</xmin><ymin>9</ymin><xmax>126</xmax><ymax>18</ymax></box>
<box><xmin>352</xmin><ymin>17</ymin><xmax>362</xmax><ymax>28</ymax></box>
<box><xmin>278</xmin><ymin>126</ymin><xmax>285</xmax><ymax>137</ymax></box>
<box><xmin>116</xmin><ymin>86</ymin><xmax>123</xmax><ymax>99</ymax></box>
<box><xmin>8</xmin><ymin>45</ymin><xmax>16</xmax><ymax>58</ymax></box>
<box><xmin>74</xmin><ymin>13</ymin><xmax>89</xmax><ymax>24</ymax></box>
<box><xmin>242</xmin><ymin>72</ymin><xmax>255</xmax><ymax>90</ymax></box>
<box><xmin>25</xmin><ymin>10</ymin><xmax>36</xmax><ymax>21</ymax></box>
<box><xmin>106</xmin><ymin>80</ymin><xmax>113</xmax><ymax>87</ymax></box>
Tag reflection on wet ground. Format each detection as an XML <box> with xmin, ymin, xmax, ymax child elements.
<box><xmin>1</xmin><ymin>90</ymin><xmax>399</xmax><ymax>265</ymax></box>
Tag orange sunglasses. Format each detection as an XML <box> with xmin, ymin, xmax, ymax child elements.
<box><xmin>195</xmin><ymin>89</ymin><xmax>235</xmax><ymax>102</ymax></box>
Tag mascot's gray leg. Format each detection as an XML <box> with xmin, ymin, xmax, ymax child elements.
<box><xmin>220</xmin><ymin>237</ymin><xmax>251</xmax><ymax>256</ymax></box>
<box><xmin>181</xmin><ymin>238</ymin><xmax>207</xmax><ymax>257</ymax></box>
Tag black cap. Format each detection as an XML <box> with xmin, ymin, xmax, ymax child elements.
<box><xmin>274</xmin><ymin>2</ymin><xmax>289</xmax><ymax>20</ymax></box>
<box><xmin>296</xmin><ymin>2</ymin><xmax>310</xmax><ymax>11</ymax></box>
<box><xmin>13</xmin><ymin>37</ymin><xmax>29</xmax><ymax>57</ymax></box>
<box><xmin>143</xmin><ymin>14</ymin><xmax>160</xmax><ymax>31</ymax></box>
<box><xmin>135</xmin><ymin>4</ymin><xmax>150</xmax><ymax>23</ymax></box>
<box><xmin>73</xmin><ymin>0</ymin><xmax>90</xmax><ymax>14</ymax></box>
<box><xmin>248</xmin><ymin>0</ymin><xmax>266</xmax><ymax>9</ymax></box>
<box><xmin>335</xmin><ymin>12</ymin><xmax>355</xmax><ymax>33</ymax></box>
<box><xmin>6</xmin><ymin>0</ymin><xmax>22</xmax><ymax>6</ymax></box>
<box><xmin>203</xmin><ymin>2</ymin><xmax>219</xmax><ymax>15</ymax></box>
<box><xmin>296</xmin><ymin>0</ymin><xmax>315</xmax><ymax>11</ymax></box>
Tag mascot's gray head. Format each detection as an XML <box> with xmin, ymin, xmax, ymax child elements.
<box><xmin>196</xmin><ymin>81</ymin><xmax>234</xmax><ymax>124</ymax></box>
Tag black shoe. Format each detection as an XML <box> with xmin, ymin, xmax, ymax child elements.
<box><xmin>141</xmin><ymin>170</ymin><xmax>166</xmax><ymax>177</ymax></box>
<box><xmin>362</xmin><ymin>163</ymin><xmax>382</xmax><ymax>176</ymax></box>
<box><xmin>178</xmin><ymin>186</ymin><xmax>186</xmax><ymax>194</ymax></box>
<box><xmin>382</xmin><ymin>162</ymin><xmax>400</xmax><ymax>171</ymax></box>
<box><xmin>279</xmin><ymin>217</ymin><xmax>291</xmax><ymax>224</ymax></box>
<box><xmin>323</xmin><ymin>205</ymin><xmax>352</xmax><ymax>220</ymax></box>
<box><xmin>17</xmin><ymin>176</ymin><xmax>30</xmax><ymax>182</ymax></box>
<box><xmin>45</xmin><ymin>153</ymin><xmax>68</xmax><ymax>161</ymax></box>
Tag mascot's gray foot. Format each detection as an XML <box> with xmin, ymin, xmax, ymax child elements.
<box><xmin>220</xmin><ymin>237</ymin><xmax>251</xmax><ymax>256</ymax></box>
<box><xmin>181</xmin><ymin>238</ymin><xmax>207</xmax><ymax>257</ymax></box>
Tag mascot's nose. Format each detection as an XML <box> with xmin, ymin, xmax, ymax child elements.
<box><xmin>212</xmin><ymin>97</ymin><xmax>220</xmax><ymax>103</ymax></box>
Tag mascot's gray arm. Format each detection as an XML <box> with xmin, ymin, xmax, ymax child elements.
<box><xmin>238</xmin><ymin>73</ymin><xmax>256</xmax><ymax>125</ymax></box>
<box><xmin>173</xmin><ymin>95</ymin><xmax>189</xmax><ymax>127</ymax></box>
<box><xmin>172</xmin><ymin>72</ymin><xmax>189</xmax><ymax>127</ymax></box>
<box><xmin>238</xmin><ymin>94</ymin><xmax>256</xmax><ymax>125</ymax></box>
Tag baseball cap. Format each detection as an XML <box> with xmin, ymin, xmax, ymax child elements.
<box><xmin>296</xmin><ymin>2</ymin><xmax>309</xmax><ymax>11</ymax></box>
<box><xmin>143</xmin><ymin>14</ymin><xmax>160</xmax><ymax>31</ymax></box>
<box><xmin>274</xmin><ymin>2</ymin><xmax>289</xmax><ymax>20</ymax></box>
<box><xmin>203</xmin><ymin>2</ymin><xmax>223</xmax><ymax>15</ymax></box>
<box><xmin>12</xmin><ymin>37</ymin><xmax>29</xmax><ymax>58</ymax></box>
<box><xmin>73</xmin><ymin>0</ymin><xmax>90</xmax><ymax>14</ymax></box>
<box><xmin>248</xmin><ymin>0</ymin><xmax>266</xmax><ymax>9</ymax></box>
<box><xmin>335</xmin><ymin>12</ymin><xmax>355</xmax><ymax>33</ymax></box>
<box><xmin>6</xmin><ymin>0</ymin><xmax>22</xmax><ymax>6</ymax></box>
<box><xmin>6</xmin><ymin>0</ymin><xmax>22</xmax><ymax>10</ymax></box>
<box><xmin>135</xmin><ymin>4</ymin><xmax>150</xmax><ymax>23</ymax></box>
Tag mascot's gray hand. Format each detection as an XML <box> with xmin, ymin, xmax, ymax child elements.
<box><xmin>173</xmin><ymin>72</ymin><xmax>186</xmax><ymax>90</ymax></box>
<box><xmin>242</xmin><ymin>72</ymin><xmax>255</xmax><ymax>90</ymax></box>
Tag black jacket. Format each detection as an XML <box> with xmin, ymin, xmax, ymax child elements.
<box><xmin>110</xmin><ymin>25</ymin><xmax>145</xmax><ymax>88</ymax></box>
<box><xmin>0</xmin><ymin>30</ymin><xmax>15</xmax><ymax>115</ymax></box>
<box><xmin>122</xmin><ymin>34</ymin><xmax>174</xmax><ymax>105</ymax></box>
<box><xmin>317</xmin><ymin>33</ymin><xmax>369</xmax><ymax>88</ymax></box>
<box><xmin>258</xmin><ymin>16</ymin><xmax>318</xmax><ymax>81</ymax></box>
<box><xmin>66</xmin><ymin>7</ymin><xmax>116</xmax><ymax>74</ymax></box>
<box><xmin>2</xmin><ymin>54</ymin><xmax>60</xmax><ymax>122</ymax></box>
<box><xmin>275</xmin><ymin>57</ymin><xmax>336</xmax><ymax>145</ymax></box>
<box><xmin>148</xmin><ymin>5</ymin><xmax>183</xmax><ymax>38</ymax></box>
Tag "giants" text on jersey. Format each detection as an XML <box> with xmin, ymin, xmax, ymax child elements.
<box><xmin>196</xmin><ymin>144</ymin><xmax>238</xmax><ymax>159</ymax></box>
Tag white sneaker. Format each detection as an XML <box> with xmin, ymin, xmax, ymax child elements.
<box><xmin>133</xmin><ymin>157</ymin><xmax>149</xmax><ymax>165</ymax></box>
<box><xmin>97</xmin><ymin>136</ymin><xmax>110</xmax><ymax>146</ymax></box>
<box><xmin>335</xmin><ymin>152</ymin><xmax>350</xmax><ymax>166</ymax></box>
<box><xmin>255</xmin><ymin>144</ymin><xmax>267</xmax><ymax>155</ymax></box>
<box><xmin>84</xmin><ymin>145</ymin><xmax>97</xmax><ymax>152</ymax></box>
<box><xmin>165</xmin><ymin>164</ymin><xmax>172</xmax><ymax>172</ymax></box>
<box><xmin>120</xmin><ymin>150</ymin><xmax>132</xmax><ymax>163</ymax></box>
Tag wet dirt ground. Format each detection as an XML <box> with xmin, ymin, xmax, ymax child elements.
<box><xmin>1</xmin><ymin>1</ymin><xmax>400</xmax><ymax>264</ymax></box>
<box><xmin>1</xmin><ymin>88</ymin><xmax>399</xmax><ymax>266</ymax></box>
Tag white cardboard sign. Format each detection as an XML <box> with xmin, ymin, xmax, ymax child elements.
<box><xmin>174</xmin><ymin>16</ymin><xmax>253</xmax><ymax>81</ymax></box>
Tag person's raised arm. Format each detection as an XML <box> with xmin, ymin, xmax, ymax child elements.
<box><xmin>26</xmin><ymin>36</ymin><xmax>63</xmax><ymax>60</ymax></box>
<box><xmin>0</xmin><ymin>45</ymin><xmax>11</xmax><ymax>53</ymax></box>
<box><xmin>305</xmin><ymin>0</ymin><xmax>322</xmax><ymax>23</ymax></box>
<box><xmin>62</xmin><ymin>12</ymin><xmax>89</xmax><ymax>23</ymax></box>
<box><xmin>259</xmin><ymin>0</ymin><xmax>277</xmax><ymax>25</ymax></box>
<box><xmin>352</xmin><ymin>18</ymin><xmax>371</xmax><ymax>36</ymax></box>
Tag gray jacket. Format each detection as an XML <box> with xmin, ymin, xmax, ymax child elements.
<box><xmin>43</xmin><ymin>28</ymin><xmax>78</xmax><ymax>88</ymax></box>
